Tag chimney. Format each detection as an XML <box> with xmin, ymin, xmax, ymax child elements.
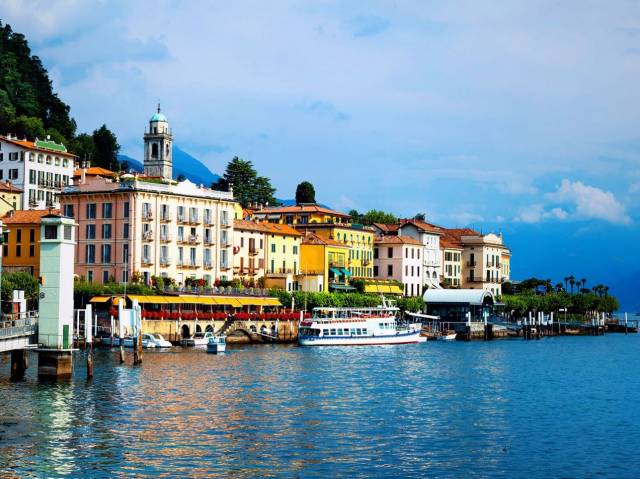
<box><xmin>81</xmin><ymin>168</ymin><xmax>86</xmax><ymax>185</ymax></box>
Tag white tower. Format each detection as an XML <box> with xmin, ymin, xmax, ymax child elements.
<box><xmin>37</xmin><ymin>214</ymin><xmax>77</xmax><ymax>379</ymax></box>
<box><xmin>143</xmin><ymin>103</ymin><xmax>173</xmax><ymax>179</ymax></box>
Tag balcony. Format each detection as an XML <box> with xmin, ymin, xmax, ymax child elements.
<box><xmin>249</xmin><ymin>247</ymin><xmax>259</xmax><ymax>256</ymax></box>
<box><xmin>267</xmin><ymin>268</ymin><xmax>296</xmax><ymax>276</ymax></box>
<box><xmin>178</xmin><ymin>260</ymin><xmax>199</xmax><ymax>269</ymax></box>
<box><xmin>177</xmin><ymin>215</ymin><xmax>187</xmax><ymax>224</ymax></box>
<box><xmin>141</xmin><ymin>257</ymin><xmax>153</xmax><ymax>266</ymax></box>
<box><xmin>467</xmin><ymin>260</ymin><xmax>477</xmax><ymax>267</ymax></box>
<box><xmin>160</xmin><ymin>234</ymin><xmax>172</xmax><ymax>242</ymax></box>
<box><xmin>142</xmin><ymin>211</ymin><xmax>153</xmax><ymax>221</ymax></box>
<box><xmin>203</xmin><ymin>216</ymin><xmax>214</xmax><ymax>226</ymax></box>
<box><xmin>187</xmin><ymin>234</ymin><xmax>200</xmax><ymax>244</ymax></box>
<box><xmin>299</xmin><ymin>269</ymin><xmax>324</xmax><ymax>276</ymax></box>
<box><xmin>203</xmin><ymin>237</ymin><xmax>214</xmax><ymax>246</ymax></box>
<box><xmin>220</xmin><ymin>263</ymin><xmax>231</xmax><ymax>271</ymax></box>
<box><xmin>362</xmin><ymin>258</ymin><xmax>370</xmax><ymax>266</ymax></box>
<box><xmin>142</xmin><ymin>230</ymin><xmax>154</xmax><ymax>241</ymax></box>
<box><xmin>160</xmin><ymin>213</ymin><xmax>171</xmax><ymax>222</ymax></box>
<box><xmin>220</xmin><ymin>241</ymin><xmax>230</xmax><ymax>248</ymax></box>
<box><xmin>160</xmin><ymin>257</ymin><xmax>171</xmax><ymax>266</ymax></box>
<box><xmin>220</xmin><ymin>220</ymin><xmax>231</xmax><ymax>229</ymax></box>
<box><xmin>329</xmin><ymin>261</ymin><xmax>346</xmax><ymax>268</ymax></box>
<box><xmin>188</xmin><ymin>215</ymin><xmax>200</xmax><ymax>225</ymax></box>
<box><xmin>204</xmin><ymin>260</ymin><xmax>213</xmax><ymax>269</ymax></box>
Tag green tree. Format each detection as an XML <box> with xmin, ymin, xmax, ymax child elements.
<box><xmin>361</xmin><ymin>209</ymin><xmax>398</xmax><ymax>225</ymax></box>
<box><xmin>69</xmin><ymin>133</ymin><xmax>96</xmax><ymax>163</ymax></box>
<box><xmin>414</xmin><ymin>212</ymin><xmax>426</xmax><ymax>221</ymax></box>
<box><xmin>295</xmin><ymin>181</ymin><xmax>316</xmax><ymax>204</ymax></box>
<box><xmin>10</xmin><ymin>115</ymin><xmax>45</xmax><ymax>140</ymax></box>
<box><xmin>92</xmin><ymin>124</ymin><xmax>120</xmax><ymax>170</ymax></box>
<box><xmin>176</xmin><ymin>173</ymin><xmax>186</xmax><ymax>182</ymax></box>
<box><xmin>1</xmin><ymin>272</ymin><xmax>39</xmax><ymax>312</ymax></box>
<box><xmin>213</xmin><ymin>157</ymin><xmax>276</xmax><ymax>207</ymax></box>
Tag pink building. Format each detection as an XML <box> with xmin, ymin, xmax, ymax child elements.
<box><xmin>374</xmin><ymin>235</ymin><xmax>423</xmax><ymax>297</ymax></box>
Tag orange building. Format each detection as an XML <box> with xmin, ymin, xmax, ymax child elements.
<box><xmin>1</xmin><ymin>209</ymin><xmax>59</xmax><ymax>276</ymax></box>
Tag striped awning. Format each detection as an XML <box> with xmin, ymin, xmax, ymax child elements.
<box><xmin>363</xmin><ymin>284</ymin><xmax>404</xmax><ymax>295</ymax></box>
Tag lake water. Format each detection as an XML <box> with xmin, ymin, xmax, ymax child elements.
<box><xmin>1</xmin><ymin>335</ymin><xmax>639</xmax><ymax>478</ymax></box>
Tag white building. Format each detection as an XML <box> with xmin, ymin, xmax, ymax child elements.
<box><xmin>374</xmin><ymin>235</ymin><xmax>424</xmax><ymax>297</ymax></box>
<box><xmin>0</xmin><ymin>135</ymin><xmax>75</xmax><ymax>209</ymax></box>
<box><xmin>397</xmin><ymin>219</ymin><xmax>443</xmax><ymax>290</ymax></box>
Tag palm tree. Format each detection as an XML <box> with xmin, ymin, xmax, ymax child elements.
<box><xmin>604</xmin><ymin>286</ymin><xmax>609</xmax><ymax>297</ymax></box>
<box><xmin>555</xmin><ymin>282</ymin><xmax>563</xmax><ymax>293</ymax></box>
<box><xmin>569</xmin><ymin>276</ymin><xmax>576</xmax><ymax>294</ymax></box>
<box><xmin>564</xmin><ymin>276</ymin><xmax>570</xmax><ymax>291</ymax></box>
<box><xmin>545</xmin><ymin>278</ymin><xmax>553</xmax><ymax>293</ymax></box>
<box><xmin>580</xmin><ymin>278</ymin><xmax>587</xmax><ymax>290</ymax></box>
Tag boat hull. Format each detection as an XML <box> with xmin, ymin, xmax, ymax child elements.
<box><xmin>206</xmin><ymin>343</ymin><xmax>226</xmax><ymax>353</ymax></box>
<box><xmin>299</xmin><ymin>330</ymin><xmax>423</xmax><ymax>346</ymax></box>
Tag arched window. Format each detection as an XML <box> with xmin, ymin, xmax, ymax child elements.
<box><xmin>151</xmin><ymin>143</ymin><xmax>158</xmax><ymax>158</ymax></box>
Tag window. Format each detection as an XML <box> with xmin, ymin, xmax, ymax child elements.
<box><xmin>123</xmin><ymin>223</ymin><xmax>129</xmax><ymax>239</ymax></box>
<box><xmin>86</xmin><ymin>244</ymin><xmax>96</xmax><ymax>263</ymax></box>
<box><xmin>86</xmin><ymin>224</ymin><xmax>95</xmax><ymax>239</ymax></box>
<box><xmin>102</xmin><ymin>244</ymin><xmax>111</xmax><ymax>263</ymax></box>
<box><xmin>9</xmin><ymin>169</ymin><xmax>18</xmax><ymax>180</ymax></box>
<box><xmin>220</xmin><ymin>249</ymin><xmax>228</xmax><ymax>268</ymax></box>
<box><xmin>387</xmin><ymin>264</ymin><xmax>393</xmax><ymax>276</ymax></box>
<box><xmin>374</xmin><ymin>265</ymin><xmax>378</xmax><ymax>276</ymax></box>
<box><xmin>44</xmin><ymin>225</ymin><xmax>57</xmax><ymax>240</ymax></box>
<box><xmin>123</xmin><ymin>243</ymin><xmax>129</xmax><ymax>263</ymax></box>
<box><xmin>293</xmin><ymin>245</ymin><xmax>298</xmax><ymax>255</ymax></box>
<box><xmin>15</xmin><ymin>245</ymin><xmax>21</xmax><ymax>257</ymax></box>
<box><xmin>102</xmin><ymin>224</ymin><xmax>112</xmax><ymax>239</ymax></box>
<box><xmin>282</xmin><ymin>244</ymin><xmax>286</xmax><ymax>254</ymax></box>
<box><xmin>87</xmin><ymin>270</ymin><xmax>93</xmax><ymax>282</ymax></box>
<box><xmin>29</xmin><ymin>170</ymin><xmax>36</xmax><ymax>185</ymax></box>
<box><xmin>29</xmin><ymin>245</ymin><xmax>35</xmax><ymax>257</ymax></box>
<box><xmin>86</xmin><ymin>203</ymin><xmax>96</xmax><ymax>219</ymax></box>
<box><xmin>29</xmin><ymin>228</ymin><xmax>35</xmax><ymax>243</ymax></box>
<box><xmin>102</xmin><ymin>203</ymin><xmax>113</xmax><ymax>218</ymax></box>
<box><xmin>271</xmin><ymin>243</ymin><xmax>276</xmax><ymax>253</ymax></box>
<box><xmin>220</xmin><ymin>210</ymin><xmax>229</xmax><ymax>225</ymax></box>
<box><xmin>63</xmin><ymin>204</ymin><xmax>74</xmax><ymax>217</ymax></box>
<box><xmin>374</xmin><ymin>248</ymin><xmax>379</xmax><ymax>259</ymax></box>
<box><xmin>102</xmin><ymin>271</ymin><xmax>109</xmax><ymax>283</ymax></box>
<box><xmin>387</xmin><ymin>247</ymin><xmax>393</xmax><ymax>258</ymax></box>
<box><xmin>16</xmin><ymin>229</ymin><xmax>21</xmax><ymax>243</ymax></box>
<box><xmin>124</xmin><ymin>202</ymin><xmax>130</xmax><ymax>218</ymax></box>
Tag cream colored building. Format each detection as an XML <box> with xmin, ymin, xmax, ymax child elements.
<box><xmin>59</xmin><ymin>108</ymin><xmax>237</xmax><ymax>286</ymax></box>
<box><xmin>440</xmin><ymin>235</ymin><xmax>463</xmax><ymax>288</ymax></box>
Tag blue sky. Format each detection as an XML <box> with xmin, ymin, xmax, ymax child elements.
<box><xmin>4</xmin><ymin>1</ymin><xmax>640</xmax><ymax>306</ymax></box>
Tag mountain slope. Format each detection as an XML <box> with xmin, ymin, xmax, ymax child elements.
<box><xmin>118</xmin><ymin>146</ymin><xmax>220</xmax><ymax>185</ymax></box>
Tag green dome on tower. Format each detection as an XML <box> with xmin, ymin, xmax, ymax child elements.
<box><xmin>150</xmin><ymin>103</ymin><xmax>167</xmax><ymax>122</ymax></box>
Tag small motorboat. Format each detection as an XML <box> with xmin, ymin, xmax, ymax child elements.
<box><xmin>206</xmin><ymin>335</ymin><xmax>226</xmax><ymax>354</ymax></box>
<box><xmin>436</xmin><ymin>330</ymin><xmax>457</xmax><ymax>341</ymax></box>
<box><xmin>123</xmin><ymin>336</ymin><xmax>156</xmax><ymax>348</ymax></box>
<box><xmin>181</xmin><ymin>331</ymin><xmax>215</xmax><ymax>347</ymax></box>
<box><xmin>145</xmin><ymin>333</ymin><xmax>172</xmax><ymax>348</ymax></box>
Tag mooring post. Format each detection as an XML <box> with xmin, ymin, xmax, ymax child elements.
<box><xmin>133</xmin><ymin>299</ymin><xmax>142</xmax><ymax>365</ymax></box>
<box><xmin>625</xmin><ymin>312</ymin><xmax>628</xmax><ymax>335</ymax></box>
<box><xmin>10</xmin><ymin>349</ymin><xmax>27</xmax><ymax>381</ymax></box>
<box><xmin>87</xmin><ymin>345</ymin><xmax>94</xmax><ymax>380</ymax></box>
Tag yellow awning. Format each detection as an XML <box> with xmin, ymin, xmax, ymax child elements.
<box><xmin>122</xmin><ymin>295</ymin><xmax>281</xmax><ymax>307</ymax></box>
<box><xmin>364</xmin><ymin>284</ymin><xmax>403</xmax><ymax>295</ymax></box>
<box><xmin>89</xmin><ymin>296</ymin><xmax>110</xmax><ymax>303</ymax></box>
<box><xmin>128</xmin><ymin>295</ymin><xmax>169</xmax><ymax>304</ymax></box>
<box><xmin>262</xmin><ymin>297</ymin><xmax>282</xmax><ymax>306</ymax></box>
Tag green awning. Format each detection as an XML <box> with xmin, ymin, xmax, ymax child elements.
<box><xmin>341</xmin><ymin>268</ymin><xmax>351</xmax><ymax>277</ymax></box>
<box><xmin>329</xmin><ymin>284</ymin><xmax>356</xmax><ymax>291</ymax></box>
<box><xmin>330</xmin><ymin>267</ymin><xmax>342</xmax><ymax>276</ymax></box>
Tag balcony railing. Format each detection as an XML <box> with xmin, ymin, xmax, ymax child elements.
<box><xmin>142</xmin><ymin>257</ymin><xmax>152</xmax><ymax>265</ymax></box>
<box><xmin>204</xmin><ymin>261</ymin><xmax>213</xmax><ymax>269</ymax></box>
<box><xmin>160</xmin><ymin>258</ymin><xmax>171</xmax><ymax>266</ymax></box>
<box><xmin>299</xmin><ymin>269</ymin><xmax>324</xmax><ymax>276</ymax></box>
<box><xmin>220</xmin><ymin>220</ymin><xmax>231</xmax><ymax>228</ymax></box>
<box><xmin>160</xmin><ymin>212</ymin><xmax>171</xmax><ymax>222</ymax></box>
<box><xmin>203</xmin><ymin>237</ymin><xmax>214</xmax><ymax>245</ymax></box>
<box><xmin>203</xmin><ymin>216</ymin><xmax>213</xmax><ymax>226</ymax></box>
<box><xmin>329</xmin><ymin>261</ymin><xmax>346</xmax><ymax>268</ymax></box>
<box><xmin>249</xmin><ymin>248</ymin><xmax>259</xmax><ymax>256</ymax></box>
<box><xmin>142</xmin><ymin>211</ymin><xmax>153</xmax><ymax>220</ymax></box>
<box><xmin>189</xmin><ymin>215</ymin><xmax>200</xmax><ymax>224</ymax></box>
<box><xmin>177</xmin><ymin>215</ymin><xmax>187</xmax><ymax>223</ymax></box>
<box><xmin>160</xmin><ymin>234</ymin><xmax>172</xmax><ymax>242</ymax></box>
<box><xmin>467</xmin><ymin>261</ymin><xmax>477</xmax><ymax>267</ymax></box>
<box><xmin>220</xmin><ymin>263</ymin><xmax>231</xmax><ymax>270</ymax></box>
<box><xmin>220</xmin><ymin>241</ymin><xmax>230</xmax><ymax>248</ymax></box>
<box><xmin>187</xmin><ymin>235</ymin><xmax>200</xmax><ymax>244</ymax></box>
<box><xmin>267</xmin><ymin>268</ymin><xmax>296</xmax><ymax>275</ymax></box>
<box><xmin>142</xmin><ymin>230</ymin><xmax>154</xmax><ymax>241</ymax></box>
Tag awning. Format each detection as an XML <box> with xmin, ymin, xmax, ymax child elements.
<box><xmin>341</xmin><ymin>268</ymin><xmax>351</xmax><ymax>277</ymax></box>
<box><xmin>329</xmin><ymin>267</ymin><xmax>342</xmax><ymax>276</ymax></box>
<box><xmin>364</xmin><ymin>284</ymin><xmax>404</xmax><ymax>295</ymax></box>
<box><xmin>123</xmin><ymin>295</ymin><xmax>282</xmax><ymax>308</ymax></box>
<box><xmin>89</xmin><ymin>296</ymin><xmax>110</xmax><ymax>303</ymax></box>
<box><xmin>263</xmin><ymin>297</ymin><xmax>282</xmax><ymax>306</ymax></box>
<box><xmin>329</xmin><ymin>284</ymin><xmax>356</xmax><ymax>291</ymax></box>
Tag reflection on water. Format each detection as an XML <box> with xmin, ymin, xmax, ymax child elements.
<box><xmin>1</xmin><ymin>336</ymin><xmax>640</xmax><ymax>478</ymax></box>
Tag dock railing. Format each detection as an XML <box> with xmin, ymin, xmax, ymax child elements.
<box><xmin>0</xmin><ymin>311</ymin><xmax>38</xmax><ymax>340</ymax></box>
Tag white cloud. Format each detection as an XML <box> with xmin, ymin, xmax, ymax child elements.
<box><xmin>629</xmin><ymin>182</ymin><xmax>640</xmax><ymax>194</ymax></box>
<box><xmin>546</xmin><ymin>179</ymin><xmax>631</xmax><ymax>225</ymax></box>
<box><xmin>448</xmin><ymin>212</ymin><xmax>484</xmax><ymax>225</ymax></box>
<box><xmin>516</xmin><ymin>180</ymin><xmax>631</xmax><ymax>224</ymax></box>
<box><xmin>516</xmin><ymin>204</ymin><xmax>568</xmax><ymax>223</ymax></box>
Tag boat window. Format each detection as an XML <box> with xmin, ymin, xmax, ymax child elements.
<box><xmin>337</xmin><ymin>329</ymin><xmax>343</xmax><ymax>335</ymax></box>
<box><xmin>351</xmin><ymin>328</ymin><xmax>356</xmax><ymax>335</ymax></box>
<box><xmin>356</xmin><ymin>328</ymin><xmax>362</xmax><ymax>335</ymax></box>
<box><xmin>379</xmin><ymin>323</ymin><xmax>384</xmax><ymax>328</ymax></box>
<box><xmin>323</xmin><ymin>329</ymin><xmax>329</xmax><ymax>336</ymax></box>
<box><xmin>330</xmin><ymin>329</ymin><xmax>336</xmax><ymax>335</ymax></box>
<box><xmin>363</xmin><ymin>328</ymin><xmax>367</xmax><ymax>335</ymax></box>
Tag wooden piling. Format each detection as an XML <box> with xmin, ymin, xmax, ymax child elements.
<box><xmin>87</xmin><ymin>351</ymin><xmax>94</xmax><ymax>380</ymax></box>
<box><xmin>119</xmin><ymin>345</ymin><xmax>125</xmax><ymax>364</ymax></box>
<box><xmin>10</xmin><ymin>349</ymin><xmax>27</xmax><ymax>381</ymax></box>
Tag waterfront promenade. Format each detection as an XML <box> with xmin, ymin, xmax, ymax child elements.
<box><xmin>1</xmin><ymin>335</ymin><xmax>639</xmax><ymax>478</ymax></box>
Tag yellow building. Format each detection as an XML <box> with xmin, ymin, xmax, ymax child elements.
<box><xmin>251</xmin><ymin>205</ymin><xmax>374</xmax><ymax>279</ymax></box>
<box><xmin>233</xmin><ymin>220</ymin><xmax>302</xmax><ymax>291</ymax></box>
<box><xmin>300</xmin><ymin>233</ymin><xmax>351</xmax><ymax>292</ymax></box>
<box><xmin>1</xmin><ymin>209</ymin><xmax>57</xmax><ymax>277</ymax></box>
<box><xmin>0</xmin><ymin>181</ymin><xmax>22</xmax><ymax>216</ymax></box>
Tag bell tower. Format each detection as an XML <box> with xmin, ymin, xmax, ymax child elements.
<box><xmin>143</xmin><ymin>103</ymin><xmax>173</xmax><ymax>179</ymax></box>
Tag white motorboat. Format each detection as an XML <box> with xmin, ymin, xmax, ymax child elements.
<box><xmin>181</xmin><ymin>331</ymin><xmax>215</xmax><ymax>347</ymax></box>
<box><xmin>206</xmin><ymin>335</ymin><xmax>226</xmax><ymax>354</ymax></box>
<box><xmin>122</xmin><ymin>336</ymin><xmax>156</xmax><ymax>348</ymax></box>
<box><xmin>436</xmin><ymin>330</ymin><xmax>457</xmax><ymax>341</ymax></box>
<box><xmin>298</xmin><ymin>304</ymin><xmax>423</xmax><ymax>346</ymax></box>
<box><xmin>145</xmin><ymin>333</ymin><xmax>172</xmax><ymax>348</ymax></box>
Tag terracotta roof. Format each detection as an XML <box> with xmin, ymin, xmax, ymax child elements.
<box><xmin>233</xmin><ymin>219</ymin><xmax>302</xmax><ymax>236</ymax></box>
<box><xmin>399</xmin><ymin>219</ymin><xmax>443</xmax><ymax>235</ymax></box>
<box><xmin>2</xmin><ymin>209</ymin><xmax>60</xmax><ymax>224</ymax></box>
<box><xmin>73</xmin><ymin>167</ymin><xmax>115</xmax><ymax>178</ymax></box>
<box><xmin>0</xmin><ymin>181</ymin><xmax>22</xmax><ymax>193</ymax></box>
<box><xmin>440</xmin><ymin>236</ymin><xmax>463</xmax><ymax>250</ymax></box>
<box><xmin>372</xmin><ymin>223</ymin><xmax>400</xmax><ymax>233</ymax></box>
<box><xmin>254</xmin><ymin>204</ymin><xmax>350</xmax><ymax>218</ymax></box>
<box><xmin>302</xmin><ymin>232</ymin><xmax>349</xmax><ymax>248</ymax></box>
<box><xmin>375</xmin><ymin>235</ymin><xmax>423</xmax><ymax>246</ymax></box>
<box><xmin>0</xmin><ymin>136</ymin><xmax>76</xmax><ymax>157</ymax></box>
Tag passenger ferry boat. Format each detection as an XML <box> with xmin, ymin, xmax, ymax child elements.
<box><xmin>298</xmin><ymin>304</ymin><xmax>424</xmax><ymax>346</ymax></box>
